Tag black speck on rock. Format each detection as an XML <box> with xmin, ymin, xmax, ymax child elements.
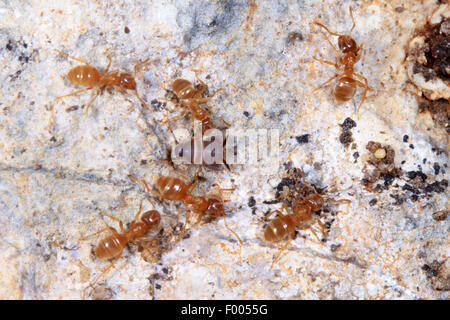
<box><xmin>287</xmin><ymin>31</ymin><xmax>303</xmax><ymax>45</ymax></box>
<box><xmin>383</xmin><ymin>173</ymin><xmax>395</xmax><ymax>186</ymax></box>
<box><xmin>425</xmin><ymin>180</ymin><xmax>447</xmax><ymax>193</ymax></box>
<box><xmin>402</xmin><ymin>184</ymin><xmax>420</xmax><ymax>194</ymax></box>
<box><xmin>340</xmin><ymin>117</ymin><xmax>357</xmax><ymax>130</ymax></box>
<box><xmin>433</xmin><ymin>163</ymin><xmax>440</xmax><ymax>175</ymax></box>
<box><xmin>407</xmin><ymin>171</ymin><xmax>417</xmax><ymax>179</ymax></box>
<box><xmin>248</xmin><ymin>196</ymin><xmax>256</xmax><ymax>207</ymax></box>
<box><xmin>339</xmin><ymin>131</ymin><xmax>353</xmax><ymax>146</ymax></box>
<box><xmin>369</xmin><ymin>199</ymin><xmax>377</xmax><ymax>206</ymax></box>
<box><xmin>295</xmin><ymin>134</ymin><xmax>310</xmax><ymax>144</ymax></box>
<box><xmin>6</xmin><ymin>40</ymin><xmax>13</xmax><ymax>51</ymax></box>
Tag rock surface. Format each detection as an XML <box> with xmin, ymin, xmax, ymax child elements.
<box><xmin>0</xmin><ymin>0</ymin><xmax>448</xmax><ymax>299</ymax></box>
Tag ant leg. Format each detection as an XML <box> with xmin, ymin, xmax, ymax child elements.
<box><xmin>174</xmin><ymin>42</ymin><xmax>206</xmax><ymax>60</ymax></box>
<box><xmin>54</xmin><ymin>49</ymin><xmax>91</xmax><ymax>65</ymax></box>
<box><xmin>157</xmin><ymin>159</ymin><xmax>191</xmax><ymax>182</ymax></box>
<box><xmin>270</xmin><ymin>235</ymin><xmax>293</xmax><ymax>269</ymax></box>
<box><xmin>326</xmin><ymin>197</ymin><xmax>352</xmax><ymax>214</ymax></box>
<box><xmin>135</xmin><ymin>237</ymin><xmax>157</xmax><ymax>244</ymax></box>
<box><xmin>113</xmin><ymin>83</ymin><xmax>149</xmax><ymax>111</ymax></box>
<box><xmin>313</xmin><ymin>74</ymin><xmax>339</xmax><ymax>92</ymax></box>
<box><xmin>194</xmin><ymin>88</ymin><xmax>224</xmax><ymax>104</ymax></box>
<box><xmin>100</xmin><ymin>211</ymin><xmax>126</xmax><ymax>233</ymax></box>
<box><xmin>84</xmin><ymin>88</ymin><xmax>101</xmax><ymax>115</ymax></box>
<box><xmin>313</xmin><ymin>57</ymin><xmax>340</xmax><ymax>70</ymax></box>
<box><xmin>355</xmin><ymin>43</ymin><xmax>364</xmax><ymax>62</ymax></box>
<box><xmin>55</xmin><ymin>88</ymin><xmax>94</xmax><ymax>103</ymax></box>
<box><xmin>308</xmin><ymin>226</ymin><xmax>324</xmax><ymax>243</ymax></box>
<box><xmin>324</xmin><ymin>37</ymin><xmax>342</xmax><ymax>61</ymax></box>
<box><xmin>85</xmin><ymin>256</ymin><xmax>121</xmax><ymax>298</ymax></box>
<box><xmin>182</xmin><ymin>211</ymin><xmax>190</xmax><ymax>234</ymax></box>
<box><xmin>223</xmin><ymin>214</ymin><xmax>243</xmax><ymax>246</ymax></box>
<box><xmin>219</xmin><ymin>117</ymin><xmax>231</xmax><ymax>127</ymax></box>
<box><xmin>133</xmin><ymin>198</ymin><xmax>144</xmax><ymax>221</ymax></box>
<box><xmin>99</xmin><ymin>54</ymin><xmax>112</xmax><ymax>76</ymax></box>
<box><xmin>326</xmin><ymin>197</ymin><xmax>351</xmax><ymax>204</ymax></box>
<box><xmin>188</xmin><ymin>168</ymin><xmax>202</xmax><ymax>193</ymax></box>
<box><xmin>139</xmin><ymin>180</ymin><xmax>156</xmax><ymax>208</ymax></box>
<box><xmin>134</xmin><ymin>58</ymin><xmax>158</xmax><ymax>76</ymax></box>
<box><xmin>129</xmin><ymin>174</ymin><xmax>164</xmax><ymax>201</ymax></box>
<box><xmin>192</xmin><ymin>69</ymin><xmax>208</xmax><ymax>95</ymax></box>
<box><xmin>79</xmin><ymin>228</ymin><xmax>110</xmax><ymax>241</ymax></box>
<box><xmin>134</xmin><ymin>89</ymin><xmax>149</xmax><ymax>111</ymax></box>
<box><xmin>161</xmin><ymin>109</ymin><xmax>189</xmax><ymax>124</ymax></box>
<box><xmin>174</xmin><ymin>209</ymin><xmax>186</xmax><ymax>217</ymax></box>
<box><xmin>316</xmin><ymin>219</ymin><xmax>327</xmax><ymax>236</ymax></box>
<box><xmin>265</xmin><ymin>209</ymin><xmax>283</xmax><ymax>220</ymax></box>
<box><xmin>297</xmin><ymin>223</ymin><xmax>323</xmax><ymax>243</ymax></box>
<box><xmin>352</xmin><ymin>74</ymin><xmax>368</xmax><ymax>117</ymax></box>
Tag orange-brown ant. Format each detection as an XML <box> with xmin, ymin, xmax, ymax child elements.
<box><xmin>130</xmin><ymin>166</ymin><xmax>242</xmax><ymax>246</ymax></box>
<box><xmin>54</xmin><ymin>49</ymin><xmax>149</xmax><ymax>114</ymax></box>
<box><xmin>313</xmin><ymin>7</ymin><xmax>369</xmax><ymax>117</ymax></box>
<box><xmin>164</xmin><ymin>71</ymin><xmax>228</xmax><ymax>133</ymax></box>
<box><xmin>263</xmin><ymin>170</ymin><xmax>350</xmax><ymax>267</ymax></box>
<box><xmin>80</xmin><ymin>195</ymin><xmax>161</xmax><ymax>298</ymax></box>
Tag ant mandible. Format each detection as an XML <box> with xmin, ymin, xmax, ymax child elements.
<box><xmin>263</xmin><ymin>170</ymin><xmax>350</xmax><ymax>268</ymax></box>
<box><xmin>80</xmin><ymin>195</ymin><xmax>161</xmax><ymax>298</ymax></box>
<box><xmin>313</xmin><ymin>7</ymin><xmax>369</xmax><ymax>117</ymax></box>
<box><xmin>54</xmin><ymin>49</ymin><xmax>149</xmax><ymax>114</ymax></box>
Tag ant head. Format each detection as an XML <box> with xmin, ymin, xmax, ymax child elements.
<box><xmin>206</xmin><ymin>198</ymin><xmax>224</xmax><ymax>218</ymax></box>
<box><xmin>120</xmin><ymin>73</ymin><xmax>136</xmax><ymax>90</ymax></box>
<box><xmin>172</xmin><ymin>79</ymin><xmax>196</xmax><ymax>99</ymax></box>
<box><xmin>304</xmin><ymin>194</ymin><xmax>325</xmax><ymax>211</ymax></box>
<box><xmin>338</xmin><ymin>35</ymin><xmax>357</xmax><ymax>54</ymax></box>
<box><xmin>141</xmin><ymin>210</ymin><xmax>161</xmax><ymax>228</ymax></box>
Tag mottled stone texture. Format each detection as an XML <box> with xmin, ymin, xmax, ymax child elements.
<box><xmin>0</xmin><ymin>0</ymin><xmax>448</xmax><ymax>299</ymax></box>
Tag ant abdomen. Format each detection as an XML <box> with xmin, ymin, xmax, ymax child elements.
<box><xmin>335</xmin><ymin>77</ymin><xmax>357</xmax><ymax>102</ymax></box>
<box><xmin>156</xmin><ymin>176</ymin><xmax>189</xmax><ymax>200</ymax></box>
<box><xmin>264</xmin><ymin>215</ymin><xmax>295</xmax><ymax>243</ymax></box>
<box><xmin>172</xmin><ymin>79</ymin><xmax>196</xmax><ymax>99</ymax></box>
<box><xmin>67</xmin><ymin>65</ymin><xmax>100</xmax><ymax>86</ymax></box>
<box><xmin>95</xmin><ymin>234</ymin><xmax>128</xmax><ymax>260</ymax></box>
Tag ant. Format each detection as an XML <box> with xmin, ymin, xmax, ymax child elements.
<box><xmin>54</xmin><ymin>49</ymin><xmax>149</xmax><ymax>114</ymax></box>
<box><xmin>312</xmin><ymin>7</ymin><xmax>369</xmax><ymax>117</ymax></box>
<box><xmin>130</xmin><ymin>166</ymin><xmax>242</xmax><ymax>246</ymax></box>
<box><xmin>263</xmin><ymin>170</ymin><xmax>350</xmax><ymax>268</ymax></box>
<box><xmin>164</xmin><ymin>71</ymin><xmax>228</xmax><ymax>133</ymax></box>
<box><xmin>80</xmin><ymin>195</ymin><xmax>161</xmax><ymax>298</ymax></box>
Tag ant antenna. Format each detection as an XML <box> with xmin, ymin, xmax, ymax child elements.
<box><xmin>349</xmin><ymin>7</ymin><xmax>356</xmax><ymax>34</ymax></box>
